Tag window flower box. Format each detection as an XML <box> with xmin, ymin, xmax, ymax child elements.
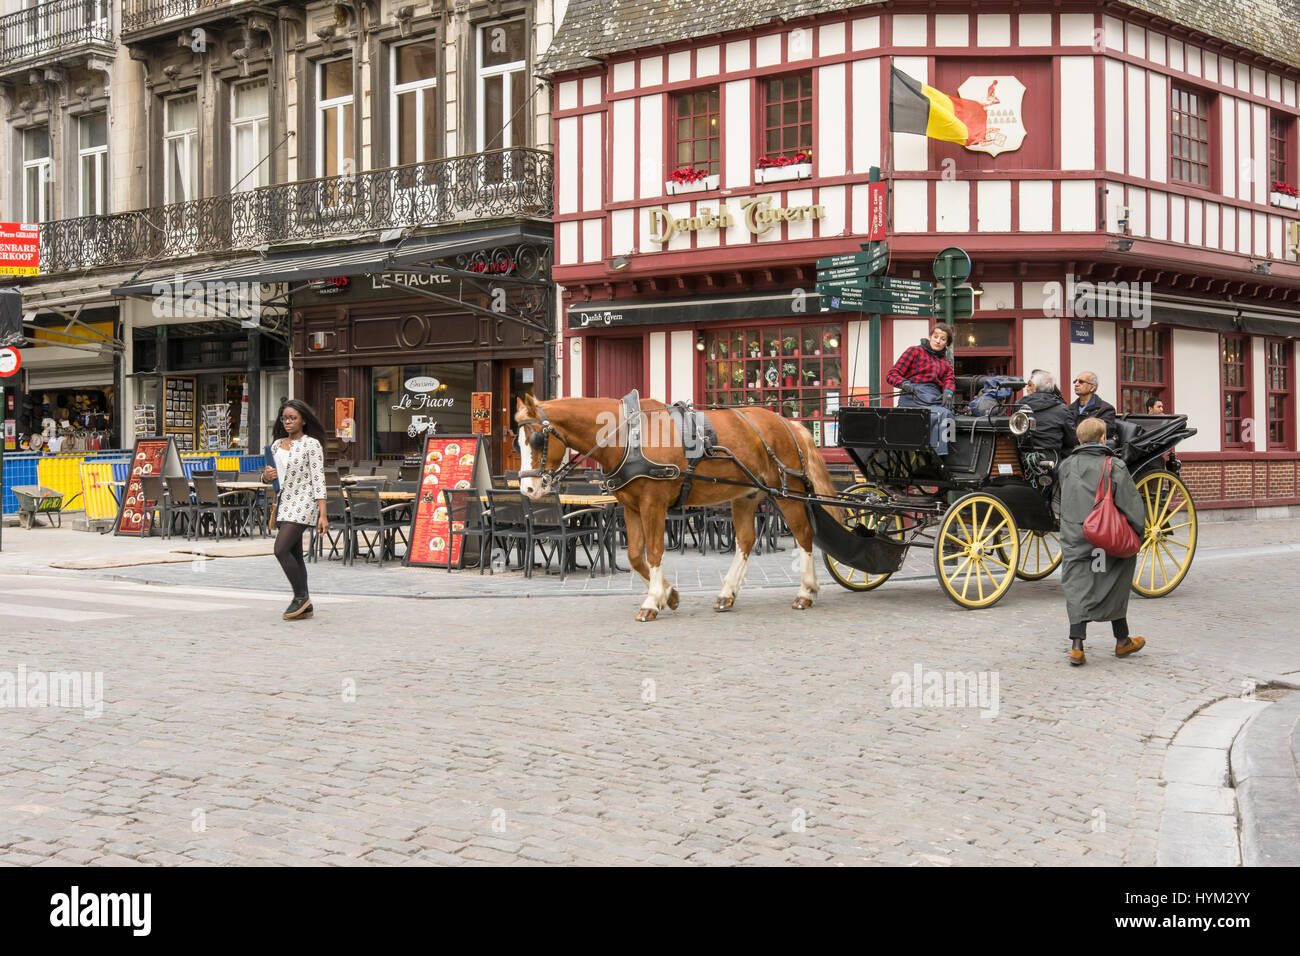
<box><xmin>665</xmin><ymin>173</ymin><xmax>719</xmax><ymax>195</ymax></box>
<box><xmin>755</xmin><ymin>162</ymin><xmax>812</xmax><ymax>184</ymax></box>
<box><xmin>1269</xmin><ymin>191</ymin><xmax>1299</xmax><ymax>211</ymax></box>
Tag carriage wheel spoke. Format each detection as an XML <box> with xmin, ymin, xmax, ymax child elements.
<box><xmin>960</xmin><ymin>558</ymin><xmax>976</xmax><ymax>600</ymax></box>
<box><xmin>1135</xmin><ymin>543</ymin><xmax>1152</xmax><ymax>586</ymax></box>
<box><xmin>1157</xmin><ymin>539</ymin><xmax>1182</xmax><ymax>578</ymax></box>
<box><xmin>1163</xmin><ymin>520</ymin><xmax>1193</xmax><ymax>533</ymax></box>
<box><xmin>974</xmin><ymin>503</ymin><xmax>992</xmax><ymax>541</ymax></box>
<box><xmin>982</xmin><ymin>517</ymin><xmax>1009</xmax><ymax>543</ymax></box>
<box><xmin>983</xmin><ymin>553</ymin><xmax>1011</xmax><ymax>570</ymax></box>
<box><xmin>1160</xmin><ymin>536</ymin><xmax>1191</xmax><ymax>551</ymax></box>
<box><xmin>1154</xmin><ymin>540</ymin><xmax>1172</xmax><ymax>585</ymax></box>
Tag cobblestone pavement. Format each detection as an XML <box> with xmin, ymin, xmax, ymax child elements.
<box><xmin>0</xmin><ymin>518</ymin><xmax>1297</xmax><ymax>866</ymax></box>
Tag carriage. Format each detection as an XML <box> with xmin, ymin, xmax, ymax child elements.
<box><xmin>812</xmin><ymin>377</ymin><xmax>1199</xmax><ymax>609</ymax></box>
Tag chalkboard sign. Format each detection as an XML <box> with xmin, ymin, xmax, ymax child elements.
<box><xmin>404</xmin><ymin>434</ymin><xmax>491</xmax><ymax>568</ymax></box>
<box><xmin>114</xmin><ymin>437</ymin><xmax>184</xmax><ymax>536</ymax></box>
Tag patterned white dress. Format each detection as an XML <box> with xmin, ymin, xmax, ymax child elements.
<box><xmin>274</xmin><ymin>436</ymin><xmax>327</xmax><ymax>525</ymax></box>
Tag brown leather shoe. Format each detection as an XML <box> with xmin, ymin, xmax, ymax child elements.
<box><xmin>1116</xmin><ymin>636</ymin><xmax>1146</xmax><ymax>657</ymax></box>
<box><xmin>1069</xmin><ymin>648</ymin><xmax>1086</xmax><ymax>666</ymax></box>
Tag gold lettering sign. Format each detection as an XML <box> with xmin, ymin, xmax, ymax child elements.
<box><xmin>647</xmin><ymin>195</ymin><xmax>826</xmax><ymax>245</ymax></box>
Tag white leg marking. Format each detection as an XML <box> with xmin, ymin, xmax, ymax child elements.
<box><xmin>797</xmin><ymin>547</ymin><xmax>818</xmax><ymax>601</ymax></box>
<box><xmin>641</xmin><ymin>564</ymin><xmax>668</xmax><ymax>611</ymax></box>
<box><xmin>718</xmin><ymin>550</ymin><xmax>750</xmax><ymax>601</ymax></box>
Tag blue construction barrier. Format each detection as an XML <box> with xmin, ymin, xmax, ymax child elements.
<box><xmin>181</xmin><ymin>457</ymin><xmax>216</xmax><ymax>478</ymax></box>
<box><xmin>2</xmin><ymin>454</ymin><xmax>40</xmax><ymax>515</ymax></box>
<box><xmin>239</xmin><ymin>454</ymin><xmax>266</xmax><ymax>472</ymax></box>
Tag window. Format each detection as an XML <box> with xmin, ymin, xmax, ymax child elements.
<box><xmin>1119</xmin><ymin>327</ymin><xmax>1168</xmax><ymax>415</ymax></box>
<box><xmin>1266</xmin><ymin>339</ymin><xmax>1293</xmax><ymax>449</ymax></box>
<box><xmin>22</xmin><ymin>126</ymin><xmax>51</xmax><ymax>222</ymax></box>
<box><xmin>393</xmin><ymin>39</ymin><xmax>438</xmax><ymax>166</ymax></box>
<box><xmin>1270</xmin><ymin>112</ymin><xmax>1292</xmax><ymax>188</ymax></box>
<box><xmin>317</xmin><ymin>57</ymin><xmax>354</xmax><ymax>178</ymax></box>
<box><xmin>231</xmin><ymin>79</ymin><xmax>269</xmax><ymax>192</ymax></box>
<box><xmin>78</xmin><ymin>113</ymin><xmax>108</xmax><ymax>216</ymax></box>
<box><xmin>952</xmin><ymin>319</ymin><xmax>1014</xmax><ymax>380</ymax></box>
<box><xmin>371</xmin><ymin>363</ymin><xmax>473</xmax><ymax>457</ymax></box>
<box><xmin>1221</xmin><ymin>334</ymin><xmax>1251</xmax><ymax>448</ymax></box>
<box><xmin>761</xmin><ymin>72</ymin><xmax>812</xmax><ymax>161</ymax></box>
<box><xmin>477</xmin><ymin>19</ymin><xmax>526</xmax><ymax>152</ymax></box>
<box><xmin>674</xmin><ymin>87</ymin><xmax>720</xmax><ymax>176</ymax></box>
<box><xmin>701</xmin><ymin>324</ymin><xmax>843</xmax><ymax>447</ymax></box>
<box><xmin>164</xmin><ymin>94</ymin><xmax>199</xmax><ymax>204</ymax></box>
<box><xmin>1170</xmin><ymin>86</ymin><xmax>1211</xmax><ymax>187</ymax></box>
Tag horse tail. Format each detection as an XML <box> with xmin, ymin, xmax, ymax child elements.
<box><xmin>789</xmin><ymin>421</ymin><xmax>843</xmax><ymax>524</ymax></box>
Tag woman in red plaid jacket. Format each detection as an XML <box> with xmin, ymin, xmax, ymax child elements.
<box><xmin>887</xmin><ymin>323</ymin><xmax>956</xmax><ymax>454</ymax></box>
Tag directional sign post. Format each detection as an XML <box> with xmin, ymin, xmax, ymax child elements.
<box><xmin>932</xmin><ymin>246</ymin><xmax>976</xmax><ymax>322</ymax></box>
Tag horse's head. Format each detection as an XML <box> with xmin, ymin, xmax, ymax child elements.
<box><xmin>514</xmin><ymin>393</ymin><xmax>566</xmax><ymax>499</ymax></box>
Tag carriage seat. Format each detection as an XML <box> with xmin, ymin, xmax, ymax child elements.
<box><xmin>1112</xmin><ymin>418</ymin><xmax>1143</xmax><ymax>457</ymax></box>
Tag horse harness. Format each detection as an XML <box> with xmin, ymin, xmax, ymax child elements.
<box><xmin>517</xmin><ymin>390</ymin><xmax>814</xmax><ymax>507</ymax></box>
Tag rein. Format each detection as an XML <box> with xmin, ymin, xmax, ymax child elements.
<box><xmin>515</xmin><ymin>406</ymin><xmax>626</xmax><ymax>492</ymax></box>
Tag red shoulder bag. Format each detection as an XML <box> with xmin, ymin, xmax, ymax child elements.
<box><xmin>1083</xmin><ymin>457</ymin><xmax>1142</xmax><ymax>558</ymax></box>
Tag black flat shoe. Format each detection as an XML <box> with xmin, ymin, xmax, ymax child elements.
<box><xmin>283</xmin><ymin>597</ymin><xmax>313</xmax><ymax>620</ymax></box>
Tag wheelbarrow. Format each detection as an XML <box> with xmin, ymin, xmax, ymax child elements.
<box><xmin>12</xmin><ymin>485</ymin><xmax>80</xmax><ymax>529</ymax></box>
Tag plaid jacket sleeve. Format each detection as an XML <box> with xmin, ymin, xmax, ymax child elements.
<box><xmin>886</xmin><ymin>347</ymin><xmax>921</xmax><ymax>387</ymax></box>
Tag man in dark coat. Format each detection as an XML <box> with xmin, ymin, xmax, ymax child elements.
<box><xmin>1068</xmin><ymin>371</ymin><xmax>1117</xmax><ymax>439</ymax></box>
<box><xmin>1058</xmin><ymin>418</ymin><xmax>1148</xmax><ymax>666</ymax></box>
<box><xmin>1019</xmin><ymin>370</ymin><xmax>1077</xmax><ymax>460</ymax></box>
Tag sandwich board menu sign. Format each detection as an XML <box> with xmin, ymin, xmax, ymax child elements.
<box><xmin>405</xmin><ymin>434</ymin><xmax>491</xmax><ymax>568</ymax></box>
<box><xmin>115</xmin><ymin>436</ymin><xmax>184</xmax><ymax>536</ymax></box>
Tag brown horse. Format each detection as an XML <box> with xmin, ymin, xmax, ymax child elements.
<box><xmin>514</xmin><ymin>393</ymin><xmax>839</xmax><ymax>621</ymax></box>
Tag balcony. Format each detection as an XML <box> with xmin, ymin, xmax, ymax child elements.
<box><xmin>0</xmin><ymin>0</ymin><xmax>114</xmax><ymax>77</ymax></box>
<box><xmin>121</xmin><ymin>0</ymin><xmax>267</xmax><ymax>41</ymax></box>
<box><xmin>37</xmin><ymin>148</ymin><xmax>555</xmax><ymax>275</ymax></box>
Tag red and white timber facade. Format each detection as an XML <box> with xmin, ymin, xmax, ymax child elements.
<box><xmin>546</xmin><ymin>3</ymin><xmax>1300</xmax><ymax>510</ymax></box>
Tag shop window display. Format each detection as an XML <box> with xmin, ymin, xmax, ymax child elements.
<box><xmin>701</xmin><ymin>324</ymin><xmax>843</xmax><ymax>446</ymax></box>
<box><xmin>372</xmin><ymin>362</ymin><xmax>473</xmax><ymax>457</ymax></box>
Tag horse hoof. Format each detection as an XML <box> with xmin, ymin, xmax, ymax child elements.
<box><xmin>667</xmin><ymin>588</ymin><xmax>680</xmax><ymax>610</ymax></box>
<box><xmin>636</xmin><ymin>608</ymin><xmax>658</xmax><ymax>622</ymax></box>
<box><xmin>713</xmin><ymin>596</ymin><xmax>735</xmax><ymax>612</ymax></box>
<box><xmin>792</xmin><ymin>597</ymin><xmax>813</xmax><ymax>610</ymax></box>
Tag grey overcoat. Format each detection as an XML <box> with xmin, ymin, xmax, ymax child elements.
<box><xmin>1058</xmin><ymin>444</ymin><xmax>1147</xmax><ymax>625</ymax></box>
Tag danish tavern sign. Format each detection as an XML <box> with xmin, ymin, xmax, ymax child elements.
<box><xmin>647</xmin><ymin>194</ymin><xmax>827</xmax><ymax>245</ymax></box>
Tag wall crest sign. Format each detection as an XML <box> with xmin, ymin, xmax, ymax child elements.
<box><xmin>956</xmin><ymin>75</ymin><xmax>1027</xmax><ymax>157</ymax></box>
<box><xmin>647</xmin><ymin>194</ymin><xmax>826</xmax><ymax>245</ymax></box>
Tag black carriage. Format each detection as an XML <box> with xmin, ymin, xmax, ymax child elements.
<box><xmin>813</xmin><ymin>379</ymin><xmax>1198</xmax><ymax>609</ymax></box>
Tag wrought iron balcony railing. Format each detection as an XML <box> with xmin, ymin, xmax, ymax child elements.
<box><xmin>37</xmin><ymin>148</ymin><xmax>554</xmax><ymax>275</ymax></box>
<box><xmin>0</xmin><ymin>0</ymin><xmax>113</xmax><ymax>69</ymax></box>
<box><xmin>121</xmin><ymin>0</ymin><xmax>254</xmax><ymax>35</ymax></box>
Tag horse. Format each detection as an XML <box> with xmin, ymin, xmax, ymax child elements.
<box><xmin>513</xmin><ymin>393</ymin><xmax>840</xmax><ymax>622</ymax></box>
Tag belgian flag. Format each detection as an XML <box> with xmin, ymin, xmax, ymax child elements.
<box><xmin>889</xmin><ymin>66</ymin><xmax>988</xmax><ymax>146</ymax></box>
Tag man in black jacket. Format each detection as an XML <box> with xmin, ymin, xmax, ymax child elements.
<box><xmin>1021</xmin><ymin>371</ymin><xmax>1077</xmax><ymax>459</ymax></box>
<box><xmin>1068</xmin><ymin>370</ymin><xmax>1117</xmax><ymax>439</ymax></box>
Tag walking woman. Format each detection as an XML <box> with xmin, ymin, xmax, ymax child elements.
<box><xmin>1058</xmin><ymin>417</ymin><xmax>1147</xmax><ymax>665</ymax></box>
<box><xmin>263</xmin><ymin>399</ymin><xmax>328</xmax><ymax>620</ymax></box>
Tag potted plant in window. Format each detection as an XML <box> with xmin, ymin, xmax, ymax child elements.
<box><xmin>767</xmin><ymin>337</ymin><xmax>779</xmax><ymax>356</ymax></box>
<box><xmin>782</xmin><ymin>362</ymin><xmax>798</xmax><ymax>387</ymax></box>
<box><xmin>755</xmin><ymin>150</ymin><xmax>813</xmax><ymax>184</ymax></box>
<box><xmin>802</xmin><ymin>368</ymin><xmax>820</xmax><ymax>387</ymax></box>
<box><xmin>782</xmin><ymin>335</ymin><xmax>797</xmax><ymax>354</ymax></box>
<box><xmin>666</xmin><ymin>166</ymin><xmax>719</xmax><ymax>195</ymax></box>
<box><xmin>1270</xmin><ymin>180</ymin><xmax>1299</xmax><ymax>211</ymax></box>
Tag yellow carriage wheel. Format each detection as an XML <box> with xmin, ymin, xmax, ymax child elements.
<box><xmin>934</xmin><ymin>493</ymin><xmax>1020</xmax><ymax>609</ymax></box>
<box><xmin>823</xmin><ymin>483</ymin><xmax>905</xmax><ymax>592</ymax></box>
<box><xmin>1131</xmin><ymin>470</ymin><xmax>1198</xmax><ymax>598</ymax></box>
<box><xmin>1014</xmin><ymin>529</ymin><xmax>1063</xmax><ymax>580</ymax></box>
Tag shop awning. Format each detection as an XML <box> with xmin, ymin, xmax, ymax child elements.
<box><xmin>111</xmin><ymin>224</ymin><xmax>552</xmax><ymax>296</ymax></box>
<box><xmin>1237</xmin><ymin>309</ymin><xmax>1300</xmax><ymax>338</ymax></box>
<box><xmin>567</xmin><ymin>292</ymin><xmax>810</xmax><ymax>331</ymax></box>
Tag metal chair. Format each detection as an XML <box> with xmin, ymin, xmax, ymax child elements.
<box><xmin>442</xmin><ymin>488</ymin><xmax>493</xmax><ymax>573</ymax></box>
<box><xmin>308</xmin><ymin>485</ymin><xmax>350</xmax><ymax>563</ymax></box>
<box><xmin>527</xmin><ymin>493</ymin><xmax>603</xmax><ymax>581</ymax></box>
<box><xmin>399</xmin><ymin>464</ymin><xmax>421</xmax><ymax>482</ymax></box>
<box><xmin>165</xmin><ymin>475</ymin><xmax>196</xmax><ymax>539</ymax></box>
<box><xmin>342</xmin><ymin>486</ymin><xmax>408</xmax><ymax>565</ymax></box>
<box><xmin>139</xmin><ymin>474</ymin><xmax>168</xmax><ymax>537</ymax></box>
<box><xmin>486</xmin><ymin>489</ymin><xmax>532</xmax><ymax>574</ymax></box>
<box><xmin>375</xmin><ymin>465</ymin><xmax>401</xmax><ymax>482</ymax></box>
<box><xmin>191</xmin><ymin>475</ymin><xmax>246</xmax><ymax>541</ymax></box>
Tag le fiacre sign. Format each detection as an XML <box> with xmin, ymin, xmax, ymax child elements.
<box><xmin>647</xmin><ymin>194</ymin><xmax>826</xmax><ymax>245</ymax></box>
<box><xmin>0</xmin><ymin>223</ymin><xmax>38</xmax><ymax>276</ymax></box>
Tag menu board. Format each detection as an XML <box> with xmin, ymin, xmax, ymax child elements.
<box><xmin>405</xmin><ymin>434</ymin><xmax>490</xmax><ymax>568</ymax></box>
<box><xmin>114</xmin><ymin>437</ymin><xmax>183</xmax><ymax>536</ymax></box>
<box><xmin>471</xmin><ymin>392</ymin><xmax>492</xmax><ymax>435</ymax></box>
<box><xmin>163</xmin><ymin>375</ymin><xmax>196</xmax><ymax>451</ymax></box>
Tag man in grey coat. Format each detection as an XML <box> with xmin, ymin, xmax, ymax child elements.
<box><xmin>1057</xmin><ymin>418</ymin><xmax>1148</xmax><ymax>666</ymax></box>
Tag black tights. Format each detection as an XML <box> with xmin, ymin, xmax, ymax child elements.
<box><xmin>274</xmin><ymin>522</ymin><xmax>310</xmax><ymax>600</ymax></box>
<box><xmin>1069</xmin><ymin>618</ymin><xmax>1129</xmax><ymax>642</ymax></box>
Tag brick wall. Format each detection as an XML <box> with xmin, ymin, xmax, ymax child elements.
<box><xmin>1180</xmin><ymin>457</ymin><xmax>1300</xmax><ymax>507</ymax></box>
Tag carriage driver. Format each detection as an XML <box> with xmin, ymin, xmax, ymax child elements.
<box><xmin>887</xmin><ymin>322</ymin><xmax>956</xmax><ymax>454</ymax></box>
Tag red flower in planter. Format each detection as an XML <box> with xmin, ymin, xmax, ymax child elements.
<box><xmin>757</xmin><ymin>150</ymin><xmax>813</xmax><ymax>169</ymax></box>
<box><xmin>669</xmin><ymin>167</ymin><xmax>709</xmax><ymax>185</ymax></box>
<box><xmin>1272</xmin><ymin>180</ymin><xmax>1298</xmax><ymax>197</ymax></box>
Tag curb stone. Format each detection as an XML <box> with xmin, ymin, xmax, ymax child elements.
<box><xmin>1231</xmin><ymin>690</ymin><xmax>1300</xmax><ymax>867</ymax></box>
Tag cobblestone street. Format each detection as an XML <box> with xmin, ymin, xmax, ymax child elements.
<box><xmin>1</xmin><ymin>517</ymin><xmax>1296</xmax><ymax>865</ymax></box>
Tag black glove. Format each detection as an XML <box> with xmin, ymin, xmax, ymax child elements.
<box><xmin>898</xmin><ymin>382</ymin><xmax>915</xmax><ymax>396</ymax></box>
<box><xmin>941</xmin><ymin>391</ymin><xmax>954</xmax><ymax>410</ymax></box>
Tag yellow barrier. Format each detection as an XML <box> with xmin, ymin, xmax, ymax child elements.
<box><xmin>79</xmin><ymin>461</ymin><xmax>120</xmax><ymax>522</ymax></box>
<box><xmin>36</xmin><ymin>455</ymin><xmax>89</xmax><ymax>507</ymax></box>
<box><xmin>216</xmin><ymin>457</ymin><xmax>241</xmax><ymax>472</ymax></box>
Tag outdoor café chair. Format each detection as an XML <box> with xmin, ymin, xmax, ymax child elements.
<box><xmin>486</xmin><ymin>489</ymin><xmax>532</xmax><ymax>575</ymax></box>
<box><xmin>526</xmin><ymin>493</ymin><xmax>603</xmax><ymax>581</ymax></box>
<box><xmin>441</xmin><ymin>488</ymin><xmax>493</xmax><ymax>574</ymax></box>
<box><xmin>139</xmin><ymin>474</ymin><xmax>168</xmax><ymax>538</ymax></box>
<box><xmin>308</xmin><ymin>485</ymin><xmax>350</xmax><ymax>563</ymax></box>
<box><xmin>165</xmin><ymin>475</ymin><xmax>197</xmax><ymax>539</ymax></box>
<box><xmin>341</xmin><ymin>487</ymin><xmax>408</xmax><ymax>566</ymax></box>
<box><xmin>399</xmin><ymin>464</ymin><xmax>421</xmax><ymax>482</ymax></box>
<box><xmin>190</xmin><ymin>475</ymin><xmax>247</xmax><ymax>542</ymax></box>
